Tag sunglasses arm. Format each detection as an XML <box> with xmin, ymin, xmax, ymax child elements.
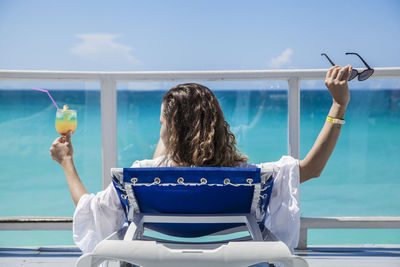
<box><xmin>345</xmin><ymin>52</ymin><xmax>372</xmax><ymax>69</ymax></box>
<box><xmin>321</xmin><ymin>53</ymin><xmax>336</xmax><ymax>66</ymax></box>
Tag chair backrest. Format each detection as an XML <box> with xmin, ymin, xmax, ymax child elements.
<box><xmin>111</xmin><ymin>167</ymin><xmax>273</xmax><ymax>238</ymax></box>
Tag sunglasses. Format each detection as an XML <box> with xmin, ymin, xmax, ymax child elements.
<box><xmin>321</xmin><ymin>52</ymin><xmax>374</xmax><ymax>81</ymax></box>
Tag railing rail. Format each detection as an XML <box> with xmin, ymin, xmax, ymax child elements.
<box><xmin>2</xmin><ymin>216</ymin><xmax>400</xmax><ymax>249</ymax></box>
<box><xmin>0</xmin><ymin>216</ymin><xmax>72</xmax><ymax>231</ymax></box>
<box><xmin>2</xmin><ymin>67</ymin><xmax>400</xmax><ymax>187</ymax></box>
<box><xmin>1</xmin><ymin>68</ymin><xmax>400</xmax><ymax>81</ymax></box>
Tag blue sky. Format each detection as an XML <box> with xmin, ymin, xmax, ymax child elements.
<box><xmin>0</xmin><ymin>0</ymin><xmax>399</xmax><ymax>89</ymax></box>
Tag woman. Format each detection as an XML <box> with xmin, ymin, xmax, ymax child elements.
<box><xmin>50</xmin><ymin>65</ymin><xmax>352</xmax><ymax>253</ymax></box>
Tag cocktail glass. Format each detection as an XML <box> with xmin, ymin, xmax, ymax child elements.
<box><xmin>55</xmin><ymin>108</ymin><xmax>77</xmax><ymax>135</ymax></box>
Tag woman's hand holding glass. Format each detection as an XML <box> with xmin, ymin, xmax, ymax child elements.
<box><xmin>50</xmin><ymin>130</ymin><xmax>74</xmax><ymax>166</ymax></box>
<box><xmin>51</xmin><ymin>105</ymin><xmax>76</xmax><ymax>166</ymax></box>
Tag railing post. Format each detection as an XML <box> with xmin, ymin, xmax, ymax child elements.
<box><xmin>100</xmin><ymin>76</ymin><xmax>117</xmax><ymax>189</ymax></box>
<box><xmin>298</xmin><ymin>225</ymin><xmax>308</xmax><ymax>250</ymax></box>
<box><xmin>288</xmin><ymin>77</ymin><xmax>300</xmax><ymax>159</ymax></box>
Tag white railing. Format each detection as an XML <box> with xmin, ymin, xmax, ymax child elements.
<box><xmin>1</xmin><ymin>67</ymin><xmax>400</xmax><ymax>248</ymax></box>
<box><xmin>2</xmin><ymin>67</ymin><xmax>400</xmax><ymax>187</ymax></box>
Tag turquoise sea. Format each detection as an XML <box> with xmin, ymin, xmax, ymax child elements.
<box><xmin>1</xmin><ymin>89</ymin><xmax>400</xmax><ymax>246</ymax></box>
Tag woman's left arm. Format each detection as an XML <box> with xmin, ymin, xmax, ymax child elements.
<box><xmin>300</xmin><ymin>65</ymin><xmax>352</xmax><ymax>183</ymax></box>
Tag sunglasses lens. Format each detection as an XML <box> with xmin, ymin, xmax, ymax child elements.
<box><xmin>348</xmin><ymin>69</ymin><xmax>358</xmax><ymax>81</ymax></box>
<box><xmin>358</xmin><ymin>69</ymin><xmax>374</xmax><ymax>81</ymax></box>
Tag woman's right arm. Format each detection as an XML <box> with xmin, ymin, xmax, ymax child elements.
<box><xmin>299</xmin><ymin>65</ymin><xmax>351</xmax><ymax>183</ymax></box>
<box><xmin>50</xmin><ymin>131</ymin><xmax>88</xmax><ymax>206</ymax></box>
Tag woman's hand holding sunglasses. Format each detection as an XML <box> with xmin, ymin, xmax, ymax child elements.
<box><xmin>325</xmin><ymin>65</ymin><xmax>352</xmax><ymax>108</ymax></box>
<box><xmin>321</xmin><ymin>52</ymin><xmax>374</xmax><ymax>81</ymax></box>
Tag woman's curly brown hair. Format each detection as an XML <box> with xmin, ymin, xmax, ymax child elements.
<box><xmin>162</xmin><ymin>83</ymin><xmax>248</xmax><ymax>167</ymax></box>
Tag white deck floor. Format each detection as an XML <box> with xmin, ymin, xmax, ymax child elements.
<box><xmin>1</xmin><ymin>245</ymin><xmax>400</xmax><ymax>267</ymax></box>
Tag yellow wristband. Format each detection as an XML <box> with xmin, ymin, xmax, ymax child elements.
<box><xmin>327</xmin><ymin>116</ymin><xmax>345</xmax><ymax>125</ymax></box>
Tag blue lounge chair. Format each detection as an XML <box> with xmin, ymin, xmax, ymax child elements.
<box><xmin>76</xmin><ymin>167</ymin><xmax>308</xmax><ymax>267</ymax></box>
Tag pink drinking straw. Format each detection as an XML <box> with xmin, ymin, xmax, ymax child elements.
<box><xmin>32</xmin><ymin>87</ymin><xmax>60</xmax><ymax>110</ymax></box>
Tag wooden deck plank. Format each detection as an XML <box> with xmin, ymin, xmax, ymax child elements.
<box><xmin>1</xmin><ymin>245</ymin><xmax>400</xmax><ymax>267</ymax></box>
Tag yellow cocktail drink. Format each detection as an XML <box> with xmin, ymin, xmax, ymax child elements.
<box><xmin>55</xmin><ymin>105</ymin><xmax>77</xmax><ymax>135</ymax></box>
